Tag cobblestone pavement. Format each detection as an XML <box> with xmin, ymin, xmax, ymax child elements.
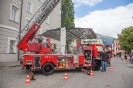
<box><xmin>0</xmin><ymin>58</ymin><xmax>133</xmax><ymax>88</ymax></box>
<box><xmin>0</xmin><ymin>61</ymin><xmax>20</xmax><ymax>67</ymax></box>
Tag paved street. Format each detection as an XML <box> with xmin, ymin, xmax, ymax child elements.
<box><xmin>0</xmin><ymin>58</ymin><xmax>133</xmax><ymax>88</ymax></box>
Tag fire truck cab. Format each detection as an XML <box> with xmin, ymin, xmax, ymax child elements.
<box><xmin>82</xmin><ymin>43</ymin><xmax>104</xmax><ymax>71</ymax></box>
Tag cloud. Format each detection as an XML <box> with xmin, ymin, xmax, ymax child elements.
<box><xmin>72</xmin><ymin>0</ymin><xmax>103</xmax><ymax>8</ymax></box>
<box><xmin>74</xmin><ymin>3</ymin><xmax>133</xmax><ymax>38</ymax></box>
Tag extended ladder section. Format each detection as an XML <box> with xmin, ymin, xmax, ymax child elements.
<box><xmin>17</xmin><ymin>0</ymin><xmax>60</xmax><ymax>52</ymax></box>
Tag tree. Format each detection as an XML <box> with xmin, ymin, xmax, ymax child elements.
<box><xmin>118</xmin><ymin>26</ymin><xmax>133</xmax><ymax>54</ymax></box>
<box><xmin>61</xmin><ymin>0</ymin><xmax>75</xmax><ymax>28</ymax></box>
<box><xmin>61</xmin><ymin>0</ymin><xmax>75</xmax><ymax>53</ymax></box>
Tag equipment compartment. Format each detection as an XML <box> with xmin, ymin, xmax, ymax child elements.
<box><xmin>57</xmin><ymin>56</ymin><xmax>72</xmax><ymax>68</ymax></box>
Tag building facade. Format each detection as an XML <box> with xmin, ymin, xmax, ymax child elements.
<box><xmin>0</xmin><ymin>0</ymin><xmax>61</xmax><ymax>62</ymax></box>
<box><xmin>112</xmin><ymin>39</ymin><xmax>125</xmax><ymax>56</ymax></box>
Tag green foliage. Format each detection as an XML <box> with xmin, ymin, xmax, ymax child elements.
<box><xmin>54</xmin><ymin>44</ymin><xmax>57</xmax><ymax>49</ymax></box>
<box><xmin>66</xmin><ymin>39</ymin><xmax>72</xmax><ymax>53</ymax></box>
<box><xmin>118</xmin><ymin>26</ymin><xmax>133</xmax><ymax>52</ymax></box>
<box><xmin>116</xmin><ymin>52</ymin><xmax>122</xmax><ymax>56</ymax></box>
<box><xmin>61</xmin><ymin>0</ymin><xmax>75</xmax><ymax>52</ymax></box>
<box><xmin>61</xmin><ymin>0</ymin><xmax>75</xmax><ymax>28</ymax></box>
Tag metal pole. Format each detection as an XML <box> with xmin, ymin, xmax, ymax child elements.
<box><xmin>18</xmin><ymin>0</ymin><xmax>23</xmax><ymax>61</ymax></box>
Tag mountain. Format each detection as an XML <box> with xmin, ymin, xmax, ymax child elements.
<box><xmin>97</xmin><ymin>34</ymin><xmax>114</xmax><ymax>45</ymax></box>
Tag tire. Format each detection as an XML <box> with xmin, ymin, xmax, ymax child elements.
<box><xmin>92</xmin><ymin>61</ymin><xmax>101</xmax><ymax>71</ymax></box>
<box><xmin>41</xmin><ymin>63</ymin><xmax>54</xmax><ymax>75</ymax></box>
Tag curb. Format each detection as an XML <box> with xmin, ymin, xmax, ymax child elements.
<box><xmin>0</xmin><ymin>65</ymin><xmax>21</xmax><ymax>68</ymax></box>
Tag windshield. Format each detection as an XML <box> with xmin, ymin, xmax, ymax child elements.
<box><xmin>96</xmin><ymin>46</ymin><xmax>103</xmax><ymax>52</ymax></box>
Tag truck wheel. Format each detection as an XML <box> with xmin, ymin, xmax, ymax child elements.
<box><xmin>92</xmin><ymin>61</ymin><xmax>100</xmax><ymax>71</ymax></box>
<box><xmin>41</xmin><ymin>63</ymin><xmax>54</xmax><ymax>75</ymax></box>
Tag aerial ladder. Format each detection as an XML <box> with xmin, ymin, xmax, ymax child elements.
<box><xmin>17</xmin><ymin>0</ymin><xmax>60</xmax><ymax>54</ymax></box>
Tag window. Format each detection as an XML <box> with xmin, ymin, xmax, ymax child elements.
<box><xmin>10</xmin><ymin>4</ymin><xmax>20</xmax><ymax>22</ymax></box>
<box><xmin>9</xmin><ymin>40</ymin><xmax>15</xmax><ymax>53</ymax></box>
<box><xmin>45</xmin><ymin>27</ymin><xmax>49</xmax><ymax>32</ymax></box>
<box><xmin>37</xmin><ymin>26</ymin><xmax>42</xmax><ymax>34</ymax></box>
<box><xmin>7</xmin><ymin>37</ymin><xmax>17</xmax><ymax>54</ymax></box>
<box><xmin>116</xmin><ymin>48</ymin><xmax>119</xmax><ymax>50</ymax></box>
<box><xmin>59</xmin><ymin>10</ymin><xmax>61</xmax><ymax>15</ymax></box>
<box><xmin>26</xmin><ymin>0</ymin><xmax>33</xmax><ymax>13</ymax></box>
<box><xmin>11</xmin><ymin>6</ymin><xmax>17</xmax><ymax>21</ymax></box>
<box><xmin>27</xmin><ymin>2</ymin><xmax>31</xmax><ymax>12</ymax></box>
<box><xmin>38</xmin><ymin>0</ymin><xmax>43</xmax><ymax>3</ymax></box>
<box><xmin>116</xmin><ymin>42</ymin><xmax>119</xmax><ymax>45</ymax></box>
<box><xmin>25</xmin><ymin>17</ymin><xmax>30</xmax><ymax>31</ymax></box>
<box><xmin>46</xmin><ymin>16</ymin><xmax>50</xmax><ymax>24</ymax></box>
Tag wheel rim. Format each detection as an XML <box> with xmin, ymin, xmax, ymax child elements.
<box><xmin>45</xmin><ymin>66</ymin><xmax>52</xmax><ymax>72</ymax></box>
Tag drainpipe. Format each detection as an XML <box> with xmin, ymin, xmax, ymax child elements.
<box><xmin>18</xmin><ymin>0</ymin><xmax>23</xmax><ymax>61</ymax></box>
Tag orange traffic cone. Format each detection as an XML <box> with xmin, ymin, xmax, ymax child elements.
<box><xmin>25</xmin><ymin>73</ymin><xmax>31</xmax><ymax>84</ymax></box>
<box><xmin>110</xmin><ymin>66</ymin><xmax>113</xmax><ymax>72</ymax></box>
<box><xmin>90</xmin><ymin>69</ymin><xmax>94</xmax><ymax>76</ymax></box>
<box><xmin>63</xmin><ymin>72</ymin><xmax>68</xmax><ymax>80</ymax></box>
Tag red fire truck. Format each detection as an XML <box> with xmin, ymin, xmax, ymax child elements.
<box><xmin>17</xmin><ymin>0</ymin><xmax>105</xmax><ymax>75</ymax></box>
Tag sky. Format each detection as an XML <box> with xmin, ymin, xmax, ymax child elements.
<box><xmin>72</xmin><ymin>0</ymin><xmax>133</xmax><ymax>38</ymax></box>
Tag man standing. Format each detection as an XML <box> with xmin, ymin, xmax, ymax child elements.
<box><xmin>101</xmin><ymin>51</ymin><xmax>108</xmax><ymax>72</ymax></box>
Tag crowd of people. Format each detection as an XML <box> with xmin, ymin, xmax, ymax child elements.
<box><xmin>114</xmin><ymin>54</ymin><xmax>133</xmax><ymax>64</ymax></box>
<box><xmin>120</xmin><ymin>54</ymin><xmax>133</xmax><ymax>64</ymax></box>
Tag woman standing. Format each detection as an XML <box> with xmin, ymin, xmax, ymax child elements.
<box><xmin>124</xmin><ymin>54</ymin><xmax>128</xmax><ymax>64</ymax></box>
<box><xmin>121</xmin><ymin>55</ymin><xmax>124</xmax><ymax>63</ymax></box>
